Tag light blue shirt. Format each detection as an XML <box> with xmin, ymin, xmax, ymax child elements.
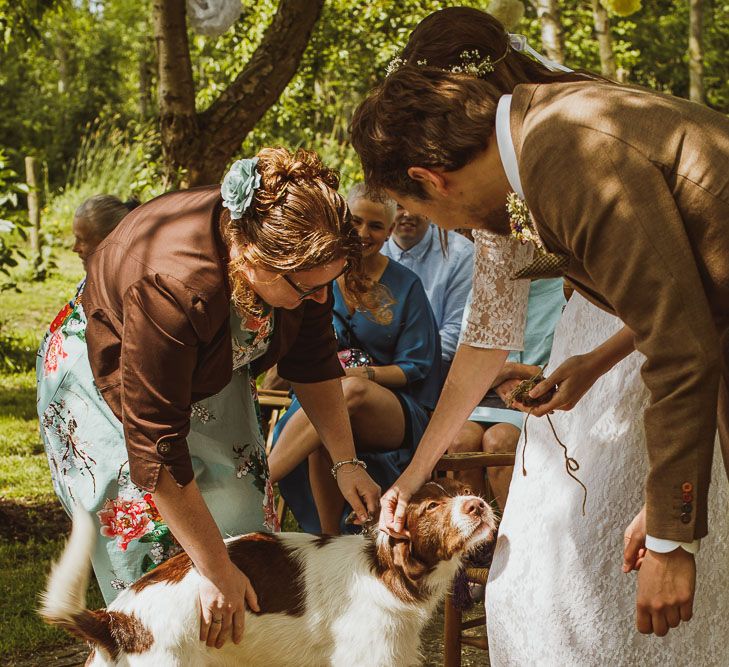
<box><xmin>382</xmin><ymin>225</ymin><xmax>474</xmax><ymax>363</ymax></box>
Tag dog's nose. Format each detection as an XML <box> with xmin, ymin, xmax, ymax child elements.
<box><xmin>464</xmin><ymin>498</ymin><xmax>487</xmax><ymax>516</ymax></box>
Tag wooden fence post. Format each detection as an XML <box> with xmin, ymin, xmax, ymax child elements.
<box><xmin>25</xmin><ymin>156</ymin><xmax>41</xmax><ymax>257</ymax></box>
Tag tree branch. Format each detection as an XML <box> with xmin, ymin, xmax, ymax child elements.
<box><xmin>192</xmin><ymin>0</ymin><xmax>324</xmax><ymax>184</ymax></box>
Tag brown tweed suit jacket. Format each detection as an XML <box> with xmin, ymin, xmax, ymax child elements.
<box><xmin>510</xmin><ymin>81</ymin><xmax>729</xmax><ymax>542</ymax></box>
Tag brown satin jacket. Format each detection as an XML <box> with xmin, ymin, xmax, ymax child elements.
<box><xmin>83</xmin><ymin>185</ymin><xmax>342</xmax><ymax>492</ymax></box>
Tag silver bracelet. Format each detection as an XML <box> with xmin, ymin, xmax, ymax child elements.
<box><xmin>365</xmin><ymin>366</ymin><xmax>375</xmax><ymax>381</ymax></box>
<box><xmin>331</xmin><ymin>457</ymin><xmax>367</xmax><ymax>480</ymax></box>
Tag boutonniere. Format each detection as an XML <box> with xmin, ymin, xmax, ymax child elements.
<box><xmin>506</xmin><ymin>192</ymin><xmax>570</xmax><ymax>280</ymax></box>
<box><xmin>507</xmin><ymin>191</ymin><xmax>545</xmax><ymax>250</ymax></box>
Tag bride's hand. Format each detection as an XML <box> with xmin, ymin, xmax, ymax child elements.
<box><xmin>379</xmin><ymin>469</ymin><xmax>426</xmax><ymax>538</ymax></box>
<box><xmin>526</xmin><ymin>353</ymin><xmax>603</xmax><ymax>417</ymax></box>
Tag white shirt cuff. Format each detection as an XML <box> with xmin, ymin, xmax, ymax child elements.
<box><xmin>646</xmin><ymin>535</ymin><xmax>701</xmax><ymax>555</ymax></box>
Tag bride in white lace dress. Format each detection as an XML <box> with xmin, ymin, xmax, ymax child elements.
<box><xmin>486</xmin><ymin>291</ymin><xmax>729</xmax><ymax>666</ymax></box>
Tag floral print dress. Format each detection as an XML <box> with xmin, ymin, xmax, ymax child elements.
<box><xmin>37</xmin><ymin>280</ymin><xmax>279</xmax><ymax>603</ymax></box>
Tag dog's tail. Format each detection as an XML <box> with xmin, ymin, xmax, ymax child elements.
<box><xmin>39</xmin><ymin>506</ymin><xmax>122</xmax><ymax>658</ymax></box>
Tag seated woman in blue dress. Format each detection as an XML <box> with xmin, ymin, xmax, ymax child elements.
<box><xmin>268</xmin><ymin>184</ymin><xmax>442</xmax><ymax>534</ymax></box>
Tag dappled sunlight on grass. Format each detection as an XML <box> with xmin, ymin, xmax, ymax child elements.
<box><xmin>0</xmin><ymin>455</ymin><xmax>54</xmax><ymax>500</ymax></box>
<box><xmin>0</xmin><ymin>249</ymin><xmax>88</xmax><ymax>661</ymax></box>
<box><xmin>2</xmin><ymin>247</ymin><xmax>83</xmax><ymax>345</ymax></box>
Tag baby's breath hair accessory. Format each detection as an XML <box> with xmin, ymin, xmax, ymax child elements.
<box><xmin>450</xmin><ymin>49</ymin><xmax>496</xmax><ymax>76</ymax></box>
<box><xmin>221</xmin><ymin>157</ymin><xmax>262</xmax><ymax>220</ymax></box>
<box><xmin>385</xmin><ymin>32</ymin><xmax>575</xmax><ymax>79</ymax></box>
<box><xmin>385</xmin><ymin>39</ymin><xmax>510</xmax><ymax>78</ymax></box>
<box><xmin>385</xmin><ymin>56</ymin><xmax>406</xmax><ymax>77</ymax></box>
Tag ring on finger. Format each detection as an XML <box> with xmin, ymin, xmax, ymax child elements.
<box><xmin>211</xmin><ymin>617</ymin><xmax>223</xmax><ymax>624</ymax></box>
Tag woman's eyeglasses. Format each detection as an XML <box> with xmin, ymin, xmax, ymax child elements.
<box><xmin>282</xmin><ymin>263</ymin><xmax>349</xmax><ymax>301</ymax></box>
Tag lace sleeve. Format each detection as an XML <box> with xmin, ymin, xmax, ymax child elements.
<box><xmin>460</xmin><ymin>230</ymin><xmax>532</xmax><ymax>350</ymax></box>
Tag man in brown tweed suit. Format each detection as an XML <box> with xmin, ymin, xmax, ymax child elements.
<box><xmin>350</xmin><ymin>8</ymin><xmax>729</xmax><ymax>637</ymax></box>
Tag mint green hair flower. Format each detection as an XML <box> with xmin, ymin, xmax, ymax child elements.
<box><xmin>221</xmin><ymin>157</ymin><xmax>262</xmax><ymax>220</ymax></box>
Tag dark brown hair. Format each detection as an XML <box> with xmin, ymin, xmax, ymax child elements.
<box><xmin>350</xmin><ymin>6</ymin><xmax>601</xmax><ymax>199</ymax></box>
<box><xmin>221</xmin><ymin>146</ymin><xmax>389</xmax><ymax>321</ymax></box>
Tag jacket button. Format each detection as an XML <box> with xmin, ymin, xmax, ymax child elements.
<box><xmin>682</xmin><ymin>482</ymin><xmax>693</xmax><ymax>493</ymax></box>
<box><xmin>682</xmin><ymin>492</ymin><xmax>693</xmax><ymax>503</ymax></box>
<box><xmin>681</xmin><ymin>503</ymin><xmax>693</xmax><ymax>513</ymax></box>
<box><xmin>680</xmin><ymin>513</ymin><xmax>692</xmax><ymax>524</ymax></box>
<box><xmin>157</xmin><ymin>440</ymin><xmax>172</xmax><ymax>456</ymax></box>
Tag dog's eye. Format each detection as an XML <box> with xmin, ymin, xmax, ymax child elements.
<box><xmin>462</xmin><ymin>488</ymin><xmax>472</xmax><ymax>495</ymax></box>
<box><xmin>426</xmin><ymin>501</ymin><xmax>440</xmax><ymax>511</ymax></box>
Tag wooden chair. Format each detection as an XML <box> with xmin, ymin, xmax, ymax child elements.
<box><xmin>433</xmin><ymin>451</ymin><xmax>516</xmax><ymax>667</ymax></box>
<box><xmin>258</xmin><ymin>389</ymin><xmax>292</xmax><ymax>526</ymax></box>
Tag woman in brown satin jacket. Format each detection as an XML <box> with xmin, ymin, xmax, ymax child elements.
<box><xmin>82</xmin><ymin>147</ymin><xmax>381</xmax><ymax>649</ymax></box>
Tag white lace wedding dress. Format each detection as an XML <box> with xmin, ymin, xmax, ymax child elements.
<box><xmin>486</xmin><ymin>292</ymin><xmax>729</xmax><ymax>666</ymax></box>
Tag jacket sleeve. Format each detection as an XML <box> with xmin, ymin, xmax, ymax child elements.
<box><xmin>277</xmin><ymin>287</ymin><xmax>344</xmax><ymax>384</ymax></box>
<box><xmin>119</xmin><ymin>274</ymin><xmax>206</xmax><ymax>491</ymax></box>
<box><xmin>523</xmin><ymin>125</ymin><xmax>720</xmax><ymax>541</ymax></box>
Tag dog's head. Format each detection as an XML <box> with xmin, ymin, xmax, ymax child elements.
<box><xmin>369</xmin><ymin>478</ymin><xmax>497</xmax><ymax>603</ymax></box>
<box><xmin>401</xmin><ymin>478</ymin><xmax>496</xmax><ymax>564</ymax></box>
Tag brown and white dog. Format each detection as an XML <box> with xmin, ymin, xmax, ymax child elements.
<box><xmin>40</xmin><ymin>479</ymin><xmax>495</xmax><ymax>667</ymax></box>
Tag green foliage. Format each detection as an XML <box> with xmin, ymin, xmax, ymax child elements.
<box><xmin>47</xmin><ymin>117</ymin><xmax>164</xmax><ymax>236</ymax></box>
<box><xmin>4</xmin><ymin>0</ymin><xmax>729</xmax><ymax>193</ymax></box>
<box><xmin>0</xmin><ymin>150</ymin><xmax>30</xmax><ymax>292</ymax></box>
<box><xmin>0</xmin><ymin>0</ymin><xmax>153</xmax><ymax>189</ymax></box>
<box><xmin>234</xmin><ymin>1</ymin><xmax>488</xmax><ymax>186</ymax></box>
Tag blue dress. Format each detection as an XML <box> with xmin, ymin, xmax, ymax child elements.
<box><xmin>273</xmin><ymin>259</ymin><xmax>442</xmax><ymax>533</ymax></box>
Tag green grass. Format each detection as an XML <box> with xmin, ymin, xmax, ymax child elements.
<box><xmin>0</xmin><ymin>246</ymin><xmax>86</xmax><ymax>661</ymax></box>
<box><xmin>2</xmin><ymin>247</ymin><xmax>84</xmax><ymax>344</ymax></box>
<box><xmin>0</xmin><ymin>244</ymin><xmax>298</xmax><ymax>661</ymax></box>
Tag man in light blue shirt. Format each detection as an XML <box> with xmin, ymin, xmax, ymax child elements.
<box><xmin>382</xmin><ymin>206</ymin><xmax>474</xmax><ymax>370</ymax></box>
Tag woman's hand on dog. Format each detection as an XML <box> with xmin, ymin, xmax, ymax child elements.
<box><xmin>336</xmin><ymin>465</ymin><xmax>381</xmax><ymax>523</ymax></box>
<box><xmin>199</xmin><ymin>559</ymin><xmax>260</xmax><ymax>649</ymax></box>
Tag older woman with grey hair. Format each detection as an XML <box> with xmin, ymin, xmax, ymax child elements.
<box><xmin>71</xmin><ymin>195</ymin><xmax>139</xmax><ymax>270</ymax></box>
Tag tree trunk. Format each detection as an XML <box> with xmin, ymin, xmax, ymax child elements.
<box><xmin>153</xmin><ymin>0</ymin><xmax>198</xmax><ymax>187</ymax></box>
<box><xmin>530</xmin><ymin>0</ymin><xmax>565</xmax><ymax>64</ymax></box>
<box><xmin>154</xmin><ymin>0</ymin><xmax>324</xmax><ymax>187</ymax></box>
<box><xmin>591</xmin><ymin>0</ymin><xmax>617</xmax><ymax>78</ymax></box>
<box><xmin>138</xmin><ymin>37</ymin><xmax>153</xmax><ymax>120</ymax></box>
<box><xmin>25</xmin><ymin>156</ymin><xmax>41</xmax><ymax>257</ymax></box>
<box><xmin>688</xmin><ymin>0</ymin><xmax>705</xmax><ymax>103</ymax></box>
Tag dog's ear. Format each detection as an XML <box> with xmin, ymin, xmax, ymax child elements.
<box><xmin>391</xmin><ymin>539</ymin><xmax>428</xmax><ymax>582</ymax></box>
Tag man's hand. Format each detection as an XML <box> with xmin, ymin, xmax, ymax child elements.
<box><xmin>379</xmin><ymin>469</ymin><xmax>428</xmax><ymax>538</ymax></box>
<box><xmin>624</xmin><ymin>507</ymin><xmax>696</xmax><ymax>635</ymax></box>
<box><xmin>495</xmin><ymin>378</ymin><xmax>530</xmax><ymax>412</ymax></box>
<box><xmin>334</xmin><ymin>465</ymin><xmax>381</xmax><ymax>523</ymax></box>
<box><xmin>635</xmin><ymin>548</ymin><xmax>695</xmax><ymax>636</ymax></box>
